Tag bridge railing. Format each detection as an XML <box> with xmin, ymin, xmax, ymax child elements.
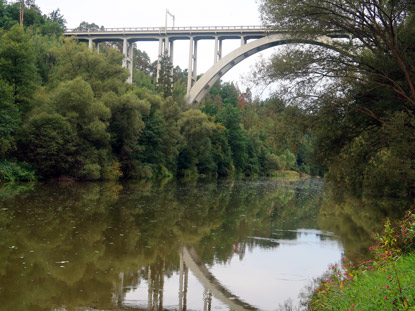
<box><xmin>65</xmin><ymin>25</ymin><xmax>267</xmax><ymax>33</ymax></box>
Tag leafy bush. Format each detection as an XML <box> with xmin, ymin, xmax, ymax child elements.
<box><xmin>310</xmin><ymin>210</ymin><xmax>415</xmax><ymax>310</ymax></box>
<box><xmin>0</xmin><ymin>160</ymin><xmax>36</xmax><ymax>182</ymax></box>
<box><xmin>371</xmin><ymin>210</ymin><xmax>415</xmax><ymax>258</ymax></box>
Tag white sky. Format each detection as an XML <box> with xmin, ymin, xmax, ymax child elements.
<box><xmin>32</xmin><ymin>0</ymin><xmax>275</xmax><ymax>95</ymax></box>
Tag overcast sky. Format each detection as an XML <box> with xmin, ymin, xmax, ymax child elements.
<box><xmin>32</xmin><ymin>0</ymin><xmax>273</xmax><ymax>95</ymax></box>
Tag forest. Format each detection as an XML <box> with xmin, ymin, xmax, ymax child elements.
<box><xmin>0</xmin><ymin>0</ymin><xmax>414</xmax><ymax>200</ymax></box>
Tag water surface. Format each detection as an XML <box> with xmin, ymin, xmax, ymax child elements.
<box><xmin>0</xmin><ymin>178</ymin><xmax>393</xmax><ymax>310</ymax></box>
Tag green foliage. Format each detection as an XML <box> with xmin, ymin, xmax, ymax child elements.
<box><xmin>16</xmin><ymin>113</ymin><xmax>78</xmax><ymax>178</ymax></box>
<box><xmin>28</xmin><ymin>31</ymin><xmax>61</xmax><ymax>85</ymax></box>
<box><xmin>259</xmin><ymin>0</ymin><xmax>415</xmax><ymax>198</ymax></box>
<box><xmin>311</xmin><ymin>255</ymin><xmax>415</xmax><ymax>310</ymax></box>
<box><xmin>156</xmin><ymin>54</ymin><xmax>173</xmax><ymax>98</ymax></box>
<box><xmin>133</xmin><ymin>69</ymin><xmax>155</xmax><ymax>91</ymax></box>
<box><xmin>311</xmin><ymin>210</ymin><xmax>415</xmax><ymax>310</ymax></box>
<box><xmin>0</xmin><ymin>3</ymin><xmax>319</xmax><ymax>181</ymax></box>
<box><xmin>211</xmin><ymin>123</ymin><xmax>233</xmax><ymax>176</ymax></box>
<box><xmin>75</xmin><ymin>21</ymin><xmax>103</xmax><ymax>31</ymax></box>
<box><xmin>178</xmin><ymin>109</ymin><xmax>216</xmax><ymax>176</ymax></box>
<box><xmin>104</xmin><ymin>90</ymin><xmax>149</xmax><ymax>178</ymax></box>
<box><xmin>216</xmin><ymin>105</ymin><xmax>249</xmax><ymax>173</ymax></box>
<box><xmin>0</xmin><ymin>159</ymin><xmax>35</xmax><ymax>181</ymax></box>
<box><xmin>51</xmin><ymin>77</ymin><xmax>111</xmax><ymax>146</ymax></box>
<box><xmin>0</xmin><ymin>1</ymin><xmax>64</xmax><ymax>34</ymax></box>
<box><xmin>0</xmin><ymin>24</ymin><xmax>39</xmax><ymax>114</ymax></box>
<box><xmin>0</xmin><ymin>79</ymin><xmax>18</xmax><ymax>156</ymax></box>
<box><xmin>372</xmin><ymin>210</ymin><xmax>415</xmax><ymax>258</ymax></box>
<box><xmin>52</xmin><ymin>38</ymin><xmax>128</xmax><ymax>97</ymax></box>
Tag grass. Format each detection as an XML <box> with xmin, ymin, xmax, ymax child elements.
<box><xmin>309</xmin><ymin>209</ymin><xmax>415</xmax><ymax>310</ymax></box>
<box><xmin>310</xmin><ymin>255</ymin><xmax>415</xmax><ymax>310</ymax></box>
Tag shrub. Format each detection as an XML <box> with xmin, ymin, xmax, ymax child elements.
<box><xmin>0</xmin><ymin>160</ymin><xmax>36</xmax><ymax>182</ymax></box>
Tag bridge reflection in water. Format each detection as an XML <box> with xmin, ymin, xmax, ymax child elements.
<box><xmin>181</xmin><ymin>247</ymin><xmax>257</xmax><ymax>311</ymax></box>
<box><xmin>118</xmin><ymin>247</ymin><xmax>257</xmax><ymax>311</ymax></box>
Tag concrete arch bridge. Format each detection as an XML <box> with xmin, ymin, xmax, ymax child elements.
<box><xmin>64</xmin><ymin>26</ymin><xmax>345</xmax><ymax>104</ymax></box>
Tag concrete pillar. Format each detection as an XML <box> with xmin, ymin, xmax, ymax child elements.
<box><xmin>156</xmin><ymin>38</ymin><xmax>163</xmax><ymax>82</ymax></box>
<box><xmin>218</xmin><ymin>39</ymin><xmax>223</xmax><ymax>61</ymax></box>
<box><xmin>169</xmin><ymin>39</ymin><xmax>174</xmax><ymax>62</ymax></box>
<box><xmin>122</xmin><ymin>38</ymin><xmax>128</xmax><ymax>68</ymax></box>
<box><xmin>192</xmin><ymin>40</ymin><xmax>198</xmax><ymax>83</ymax></box>
<box><xmin>88</xmin><ymin>38</ymin><xmax>93</xmax><ymax>50</ymax></box>
<box><xmin>187</xmin><ymin>37</ymin><xmax>194</xmax><ymax>97</ymax></box>
<box><xmin>169</xmin><ymin>39</ymin><xmax>174</xmax><ymax>88</ymax></box>
<box><xmin>128</xmin><ymin>42</ymin><xmax>134</xmax><ymax>83</ymax></box>
<box><xmin>164</xmin><ymin>37</ymin><xmax>169</xmax><ymax>56</ymax></box>
<box><xmin>241</xmin><ymin>36</ymin><xmax>246</xmax><ymax>46</ymax></box>
<box><xmin>96</xmin><ymin>42</ymin><xmax>100</xmax><ymax>54</ymax></box>
<box><xmin>214</xmin><ymin>36</ymin><xmax>219</xmax><ymax>64</ymax></box>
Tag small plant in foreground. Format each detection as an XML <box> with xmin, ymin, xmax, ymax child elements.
<box><xmin>371</xmin><ymin>209</ymin><xmax>415</xmax><ymax>258</ymax></box>
<box><xmin>309</xmin><ymin>209</ymin><xmax>415</xmax><ymax>310</ymax></box>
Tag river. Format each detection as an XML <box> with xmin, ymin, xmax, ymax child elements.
<box><xmin>0</xmin><ymin>178</ymin><xmax>404</xmax><ymax>311</ymax></box>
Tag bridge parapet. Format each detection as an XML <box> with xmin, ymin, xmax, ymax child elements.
<box><xmin>65</xmin><ymin>25</ymin><xmax>269</xmax><ymax>34</ymax></box>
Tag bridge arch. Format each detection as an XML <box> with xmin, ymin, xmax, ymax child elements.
<box><xmin>188</xmin><ymin>34</ymin><xmax>338</xmax><ymax>104</ymax></box>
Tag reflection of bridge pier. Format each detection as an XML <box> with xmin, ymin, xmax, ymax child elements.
<box><xmin>114</xmin><ymin>247</ymin><xmax>257</xmax><ymax>310</ymax></box>
<box><xmin>178</xmin><ymin>252</ymin><xmax>188</xmax><ymax>311</ymax></box>
<box><xmin>181</xmin><ymin>246</ymin><xmax>257</xmax><ymax>311</ymax></box>
<box><xmin>146</xmin><ymin>258</ymin><xmax>165</xmax><ymax>311</ymax></box>
<box><xmin>178</xmin><ymin>249</ymin><xmax>215</xmax><ymax>311</ymax></box>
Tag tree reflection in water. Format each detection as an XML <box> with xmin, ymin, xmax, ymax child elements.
<box><xmin>0</xmin><ymin>178</ymin><xmax>394</xmax><ymax>310</ymax></box>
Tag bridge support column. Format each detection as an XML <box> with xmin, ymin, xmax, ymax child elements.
<box><xmin>214</xmin><ymin>37</ymin><xmax>219</xmax><ymax>64</ymax></box>
<box><xmin>214</xmin><ymin>37</ymin><xmax>223</xmax><ymax>64</ymax></box>
<box><xmin>127</xmin><ymin>42</ymin><xmax>133</xmax><ymax>83</ymax></box>
<box><xmin>219</xmin><ymin>39</ymin><xmax>223</xmax><ymax>61</ymax></box>
<box><xmin>192</xmin><ymin>40</ymin><xmax>198</xmax><ymax>83</ymax></box>
<box><xmin>169</xmin><ymin>40</ymin><xmax>174</xmax><ymax>62</ymax></box>
<box><xmin>164</xmin><ymin>37</ymin><xmax>169</xmax><ymax>55</ymax></box>
<box><xmin>169</xmin><ymin>39</ymin><xmax>174</xmax><ymax>88</ymax></box>
<box><xmin>122</xmin><ymin>38</ymin><xmax>133</xmax><ymax>83</ymax></box>
<box><xmin>241</xmin><ymin>36</ymin><xmax>246</xmax><ymax>46</ymax></box>
<box><xmin>88</xmin><ymin>38</ymin><xmax>93</xmax><ymax>50</ymax></box>
<box><xmin>156</xmin><ymin>38</ymin><xmax>163</xmax><ymax>82</ymax></box>
<box><xmin>122</xmin><ymin>38</ymin><xmax>128</xmax><ymax>68</ymax></box>
<box><xmin>187</xmin><ymin>37</ymin><xmax>198</xmax><ymax>98</ymax></box>
<box><xmin>96</xmin><ymin>42</ymin><xmax>100</xmax><ymax>54</ymax></box>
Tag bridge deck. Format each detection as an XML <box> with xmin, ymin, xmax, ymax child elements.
<box><xmin>64</xmin><ymin>25</ymin><xmax>276</xmax><ymax>40</ymax></box>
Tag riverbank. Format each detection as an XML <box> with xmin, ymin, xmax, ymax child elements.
<box><xmin>309</xmin><ymin>210</ymin><xmax>415</xmax><ymax>310</ymax></box>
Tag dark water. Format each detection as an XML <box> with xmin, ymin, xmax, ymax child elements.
<box><xmin>0</xmin><ymin>178</ymin><xmax>403</xmax><ymax>311</ymax></box>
